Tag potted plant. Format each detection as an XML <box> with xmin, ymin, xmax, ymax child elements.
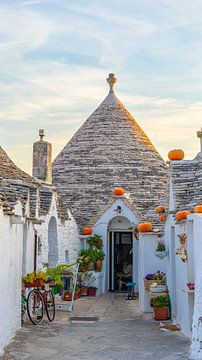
<box><xmin>79</xmin><ymin>249</ymin><xmax>96</xmax><ymax>271</ymax></box>
<box><xmin>155</xmin><ymin>242</ymin><xmax>168</xmax><ymax>259</ymax></box>
<box><xmin>144</xmin><ymin>271</ymin><xmax>166</xmax><ymax>292</ymax></box>
<box><xmin>150</xmin><ymin>294</ymin><xmax>170</xmax><ymax>320</ymax></box>
<box><xmin>94</xmin><ymin>249</ymin><xmax>105</xmax><ymax>272</ymax></box>
<box><xmin>78</xmin><ymin>271</ymin><xmax>96</xmax><ymax>296</ymax></box>
<box><xmin>87</xmin><ymin>234</ymin><xmax>103</xmax><ymax>249</ymax></box>
<box><xmin>22</xmin><ymin>270</ymin><xmax>49</xmax><ymax>288</ymax></box>
<box><xmin>87</xmin><ymin>286</ymin><xmax>97</xmax><ymax>296</ymax></box>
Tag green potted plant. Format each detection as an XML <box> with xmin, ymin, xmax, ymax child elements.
<box><xmin>94</xmin><ymin>249</ymin><xmax>105</xmax><ymax>272</ymax></box>
<box><xmin>87</xmin><ymin>286</ymin><xmax>97</xmax><ymax>296</ymax></box>
<box><xmin>87</xmin><ymin>234</ymin><xmax>103</xmax><ymax>249</ymax></box>
<box><xmin>150</xmin><ymin>294</ymin><xmax>170</xmax><ymax>320</ymax></box>
<box><xmin>155</xmin><ymin>242</ymin><xmax>168</xmax><ymax>259</ymax></box>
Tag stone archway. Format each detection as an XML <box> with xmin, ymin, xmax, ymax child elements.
<box><xmin>48</xmin><ymin>216</ymin><xmax>58</xmax><ymax>267</ymax></box>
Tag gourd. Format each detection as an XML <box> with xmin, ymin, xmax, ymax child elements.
<box><xmin>83</xmin><ymin>227</ymin><xmax>93</xmax><ymax>235</ymax></box>
<box><xmin>113</xmin><ymin>187</ymin><xmax>125</xmax><ymax>196</ymax></box>
<box><xmin>175</xmin><ymin>210</ymin><xmax>191</xmax><ymax>221</ymax></box>
<box><xmin>155</xmin><ymin>205</ymin><xmax>165</xmax><ymax>214</ymax></box>
<box><xmin>138</xmin><ymin>222</ymin><xmax>152</xmax><ymax>233</ymax></box>
<box><xmin>194</xmin><ymin>205</ymin><xmax>202</xmax><ymax>213</ymax></box>
<box><xmin>168</xmin><ymin>149</ymin><xmax>184</xmax><ymax>161</ymax></box>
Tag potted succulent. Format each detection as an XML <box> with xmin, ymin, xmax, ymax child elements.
<box><xmin>144</xmin><ymin>271</ymin><xmax>166</xmax><ymax>292</ymax></box>
<box><xmin>155</xmin><ymin>242</ymin><xmax>168</xmax><ymax>259</ymax></box>
<box><xmin>150</xmin><ymin>294</ymin><xmax>170</xmax><ymax>320</ymax></box>
<box><xmin>87</xmin><ymin>286</ymin><xmax>97</xmax><ymax>296</ymax></box>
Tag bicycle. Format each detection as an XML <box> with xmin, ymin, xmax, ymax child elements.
<box><xmin>26</xmin><ymin>283</ymin><xmax>55</xmax><ymax>325</ymax></box>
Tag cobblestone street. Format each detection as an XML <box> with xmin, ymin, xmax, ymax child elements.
<box><xmin>1</xmin><ymin>294</ymin><xmax>190</xmax><ymax>360</ymax></box>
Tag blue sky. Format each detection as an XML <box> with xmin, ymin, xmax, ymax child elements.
<box><xmin>0</xmin><ymin>0</ymin><xmax>202</xmax><ymax>173</ymax></box>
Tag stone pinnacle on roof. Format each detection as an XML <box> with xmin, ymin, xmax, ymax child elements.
<box><xmin>197</xmin><ymin>128</ymin><xmax>202</xmax><ymax>152</ymax></box>
<box><xmin>107</xmin><ymin>73</ymin><xmax>117</xmax><ymax>93</ymax></box>
<box><xmin>39</xmin><ymin>129</ymin><xmax>45</xmax><ymax>142</ymax></box>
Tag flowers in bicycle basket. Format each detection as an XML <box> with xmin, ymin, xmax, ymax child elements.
<box><xmin>22</xmin><ymin>271</ymin><xmax>49</xmax><ymax>288</ymax></box>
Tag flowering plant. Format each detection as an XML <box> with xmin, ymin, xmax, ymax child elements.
<box><xmin>144</xmin><ymin>271</ymin><xmax>166</xmax><ymax>281</ymax></box>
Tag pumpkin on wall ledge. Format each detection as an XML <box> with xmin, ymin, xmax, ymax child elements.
<box><xmin>138</xmin><ymin>222</ymin><xmax>153</xmax><ymax>233</ymax></box>
<box><xmin>194</xmin><ymin>205</ymin><xmax>202</xmax><ymax>213</ymax></box>
<box><xmin>113</xmin><ymin>187</ymin><xmax>125</xmax><ymax>196</ymax></box>
<box><xmin>159</xmin><ymin>215</ymin><xmax>166</xmax><ymax>222</ymax></box>
<box><xmin>168</xmin><ymin>149</ymin><xmax>184</xmax><ymax>161</ymax></box>
<box><xmin>175</xmin><ymin>210</ymin><xmax>191</xmax><ymax>221</ymax></box>
<box><xmin>83</xmin><ymin>227</ymin><xmax>93</xmax><ymax>236</ymax></box>
<box><xmin>155</xmin><ymin>205</ymin><xmax>165</xmax><ymax>214</ymax></box>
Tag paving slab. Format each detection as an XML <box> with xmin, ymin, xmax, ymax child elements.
<box><xmin>0</xmin><ymin>293</ymin><xmax>190</xmax><ymax>360</ymax></box>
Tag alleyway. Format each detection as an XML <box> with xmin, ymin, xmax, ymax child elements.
<box><xmin>1</xmin><ymin>294</ymin><xmax>190</xmax><ymax>360</ymax></box>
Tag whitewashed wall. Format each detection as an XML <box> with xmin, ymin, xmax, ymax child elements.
<box><xmin>36</xmin><ymin>195</ymin><xmax>80</xmax><ymax>268</ymax></box>
<box><xmin>0</xmin><ymin>203</ymin><xmax>26</xmax><ymax>355</ymax></box>
<box><xmin>165</xmin><ymin>214</ymin><xmax>194</xmax><ymax>339</ymax></box>
<box><xmin>138</xmin><ymin>232</ymin><xmax>166</xmax><ymax>313</ymax></box>
<box><xmin>93</xmin><ymin>198</ymin><xmax>139</xmax><ymax>293</ymax></box>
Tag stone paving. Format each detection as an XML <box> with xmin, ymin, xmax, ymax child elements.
<box><xmin>1</xmin><ymin>293</ymin><xmax>190</xmax><ymax>360</ymax></box>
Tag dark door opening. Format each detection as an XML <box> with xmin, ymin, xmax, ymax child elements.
<box><xmin>109</xmin><ymin>232</ymin><xmax>133</xmax><ymax>291</ymax></box>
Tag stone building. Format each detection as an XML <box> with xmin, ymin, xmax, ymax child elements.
<box><xmin>0</xmin><ymin>143</ymin><xmax>80</xmax><ymax>355</ymax></box>
<box><xmin>52</xmin><ymin>74</ymin><xmax>168</xmax><ymax>292</ymax></box>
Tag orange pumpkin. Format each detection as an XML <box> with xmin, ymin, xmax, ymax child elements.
<box><xmin>168</xmin><ymin>149</ymin><xmax>184</xmax><ymax>161</ymax></box>
<box><xmin>138</xmin><ymin>222</ymin><xmax>152</xmax><ymax>233</ymax></box>
<box><xmin>175</xmin><ymin>210</ymin><xmax>191</xmax><ymax>221</ymax></box>
<box><xmin>83</xmin><ymin>227</ymin><xmax>93</xmax><ymax>235</ymax></box>
<box><xmin>155</xmin><ymin>205</ymin><xmax>165</xmax><ymax>214</ymax></box>
<box><xmin>194</xmin><ymin>205</ymin><xmax>202</xmax><ymax>213</ymax></box>
<box><xmin>159</xmin><ymin>215</ymin><xmax>166</xmax><ymax>222</ymax></box>
<box><xmin>113</xmin><ymin>187</ymin><xmax>125</xmax><ymax>196</ymax></box>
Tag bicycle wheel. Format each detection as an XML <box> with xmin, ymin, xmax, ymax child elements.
<box><xmin>27</xmin><ymin>289</ymin><xmax>44</xmax><ymax>325</ymax></box>
<box><xmin>45</xmin><ymin>290</ymin><xmax>55</xmax><ymax>322</ymax></box>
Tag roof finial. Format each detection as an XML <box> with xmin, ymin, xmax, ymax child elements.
<box><xmin>197</xmin><ymin>128</ymin><xmax>202</xmax><ymax>152</ymax></box>
<box><xmin>107</xmin><ymin>73</ymin><xmax>117</xmax><ymax>93</ymax></box>
<box><xmin>39</xmin><ymin>129</ymin><xmax>45</xmax><ymax>141</ymax></box>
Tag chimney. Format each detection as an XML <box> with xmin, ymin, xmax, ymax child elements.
<box><xmin>32</xmin><ymin>129</ymin><xmax>52</xmax><ymax>183</ymax></box>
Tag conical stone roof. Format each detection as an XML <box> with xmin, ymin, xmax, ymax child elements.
<box><xmin>52</xmin><ymin>74</ymin><xmax>168</xmax><ymax>229</ymax></box>
<box><xmin>0</xmin><ymin>146</ymin><xmax>34</xmax><ymax>182</ymax></box>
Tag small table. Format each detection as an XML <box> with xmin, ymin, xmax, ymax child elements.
<box><xmin>126</xmin><ymin>282</ymin><xmax>136</xmax><ymax>300</ymax></box>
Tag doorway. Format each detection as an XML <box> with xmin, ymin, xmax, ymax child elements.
<box><xmin>109</xmin><ymin>231</ymin><xmax>133</xmax><ymax>291</ymax></box>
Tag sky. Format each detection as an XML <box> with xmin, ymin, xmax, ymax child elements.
<box><xmin>0</xmin><ymin>0</ymin><xmax>202</xmax><ymax>174</ymax></box>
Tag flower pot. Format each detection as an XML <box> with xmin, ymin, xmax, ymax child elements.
<box><xmin>33</xmin><ymin>279</ymin><xmax>45</xmax><ymax>287</ymax></box>
<box><xmin>87</xmin><ymin>262</ymin><xmax>95</xmax><ymax>271</ymax></box>
<box><xmin>24</xmin><ymin>282</ymin><xmax>33</xmax><ymax>288</ymax></box>
<box><xmin>80</xmin><ymin>286</ymin><xmax>88</xmax><ymax>296</ymax></box>
<box><xmin>144</xmin><ymin>279</ymin><xmax>165</xmax><ymax>292</ymax></box>
<box><xmin>153</xmin><ymin>307</ymin><xmax>169</xmax><ymax>321</ymax></box>
<box><xmin>87</xmin><ymin>289</ymin><xmax>97</xmax><ymax>296</ymax></box>
<box><xmin>80</xmin><ymin>264</ymin><xmax>89</xmax><ymax>272</ymax></box>
<box><xmin>63</xmin><ymin>291</ymin><xmax>72</xmax><ymax>301</ymax></box>
<box><xmin>94</xmin><ymin>260</ymin><xmax>102</xmax><ymax>272</ymax></box>
<box><xmin>155</xmin><ymin>250</ymin><xmax>168</xmax><ymax>259</ymax></box>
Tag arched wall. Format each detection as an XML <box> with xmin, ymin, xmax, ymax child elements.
<box><xmin>48</xmin><ymin>216</ymin><xmax>58</xmax><ymax>267</ymax></box>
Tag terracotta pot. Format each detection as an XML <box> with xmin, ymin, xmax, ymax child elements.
<box><xmin>80</xmin><ymin>264</ymin><xmax>88</xmax><ymax>272</ymax></box>
<box><xmin>94</xmin><ymin>260</ymin><xmax>102</xmax><ymax>272</ymax></box>
<box><xmin>87</xmin><ymin>262</ymin><xmax>95</xmax><ymax>271</ymax></box>
<box><xmin>87</xmin><ymin>289</ymin><xmax>97</xmax><ymax>296</ymax></box>
<box><xmin>80</xmin><ymin>286</ymin><xmax>88</xmax><ymax>296</ymax></box>
<box><xmin>153</xmin><ymin>307</ymin><xmax>169</xmax><ymax>321</ymax></box>
<box><xmin>33</xmin><ymin>279</ymin><xmax>45</xmax><ymax>287</ymax></box>
<box><xmin>63</xmin><ymin>291</ymin><xmax>72</xmax><ymax>301</ymax></box>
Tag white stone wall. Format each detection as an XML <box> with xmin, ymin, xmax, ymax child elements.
<box><xmin>138</xmin><ymin>232</ymin><xmax>166</xmax><ymax>313</ymax></box>
<box><xmin>0</xmin><ymin>205</ymin><xmax>25</xmax><ymax>355</ymax></box>
<box><xmin>36</xmin><ymin>195</ymin><xmax>80</xmax><ymax>268</ymax></box>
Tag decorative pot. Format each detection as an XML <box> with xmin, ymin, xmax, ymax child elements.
<box><xmin>144</xmin><ymin>279</ymin><xmax>165</xmax><ymax>292</ymax></box>
<box><xmin>153</xmin><ymin>307</ymin><xmax>169</xmax><ymax>321</ymax></box>
<box><xmin>87</xmin><ymin>262</ymin><xmax>95</xmax><ymax>271</ymax></box>
<box><xmin>80</xmin><ymin>286</ymin><xmax>88</xmax><ymax>296</ymax></box>
<box><xmin>94</xmin><ymin>260</ymin><xmax>102</xmax><ymax>272</ymax></box>
<box><xmin>63</xmin><ymin>291</ymin><xmax>72</xmax><ymax>301</ymax></box>
<box><xmin>87</xmin><ymin>289</ymin><xmax>97</xmax><ymax>296</ymax></box>
<box><xmin>80</xmin><ymin>264</ymin><xmax>88</xmax><ymax>272</ymax></box>
<box><xmin>155</xmin><ymin>250</ymin><xmax>168</xmax><ymax>259</ymax></box>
